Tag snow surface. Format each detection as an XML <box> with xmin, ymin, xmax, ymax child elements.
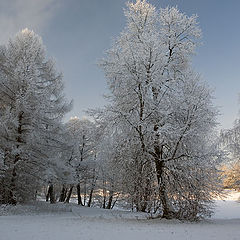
<box><xmin>0</xmin><ymin>193</ymin><xmax>240</xmax><ymax>240</ymax></box>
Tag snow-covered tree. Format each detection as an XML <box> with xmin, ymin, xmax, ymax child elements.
<box><xmin>64</xmin><ymin>117</ymin><xmax>97</xmax><ymax>205</ymax></box>
<box><xmin>91</xmin><ymin>0</ymin><xmax>223</xmax><ymax>220</ymax></box>
<box><xmin>221</xmin><ymin>162</ymin><xmax>240</xmax><ymax>191</ymax></box>
<box><xmin>93</xmin><ymin>125</ymin><xmax>127</xmax><ymax>209</ymax></box>
<box><xmin>0</xmin><ymin>29</ymin><xmax>71</xmax><ymax>204</ymax></box>
<box><xmin>221</xmin><ymin>119</ymin><xmax>240</xmax><ymax>191</ymax></box>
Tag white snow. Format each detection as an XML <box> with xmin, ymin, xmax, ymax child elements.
<box><xmin>0</xmin><ymin>192</ymin><xmax>240</xmax><ymax>240</ymax></box>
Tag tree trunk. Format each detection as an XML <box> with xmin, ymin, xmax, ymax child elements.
<box><xmin>65</xmin><ymin>186</ymin><xmax>73</xmax><ymax>203</ymax></box>
<box><xmin>102</xmin><ymin>180</ymin><xmax>106</xmax><ymax>209</ymax></box>
<box><xmin>47</xmin><ymin>184</ymin><xmax>55</xmax><ymax>204</ymax></box>
<box><xmin>59</xmin><ymin>185</ymin><xmax>67</xmax><ymax>202</ymax></box>
<box><xmin>77</xmin><ymin>183</ymin><xmax>83</xmax><ymax>206</ymax></box>
<box><xmin>34</xmin><ymin>190</ymin><xmax>37</xmax><ymax>200</ymax></box>
<box><xmin>8</xmin><ymin>111</ymin><xmax>25</xmax><ymax>205</ymax></box>
<box><xmin>155</xmin><ymin>159</ymin><xmax>175</xmax><ymax>219</ymax></box>
<box><xmin>46</xmin><ymin>190</ymin><xmax>50</xmax><ymax>202</ymax></box>
<box><xmin>83</xmin><ymin>180</ymin><xmax>86</xmax><ymax>206</ymax></box>
<box><xmin>160</xmin><ymin>183</ymin><xmax>175</xmax><ymax>219</ymax></box>
<box><xmin>49</xmin><ymin>184</ymin><xmax>56</xmax><ymax>204</ymax></box>
<box><xmin>87</xmin><ymin>188</ymin><xmax>94</xmax><ymax>207</ymax></box>
<box><xmin>111</xmin><ymin>195</ymin><xmax>119</xmax><ymax>209</ymax></box>
<box><xmin>106</xmin><ymin>190</ymin><xmax>113</xmax><ymax>209</ymax></box>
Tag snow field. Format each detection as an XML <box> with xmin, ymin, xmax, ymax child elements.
<box><xmin>0</xmin><ymin>197</ymin><xmax>240</xmax><ymax>240</ymax></box>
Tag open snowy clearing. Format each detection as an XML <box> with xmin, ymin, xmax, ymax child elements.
<box><xmin>0</xmin><ymin>192</ymin><xmax>240</xmax><ymax>240</ymax></box>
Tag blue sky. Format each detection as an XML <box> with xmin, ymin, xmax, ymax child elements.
<box><xmin>0</xmin><ymin>0</ymin><xmax>240</xmax><ymax>129</ymax></box>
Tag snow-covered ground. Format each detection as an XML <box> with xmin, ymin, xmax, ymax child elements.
<box><xmin>0</xmin><ymin>192</ymin><xmax>240</xmax><ymax>240</ymax></box>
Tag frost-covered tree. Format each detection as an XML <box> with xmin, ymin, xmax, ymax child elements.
<box><xmin>221</xmin><ymin>163</ymin><xmax>240</xmax><ymax>191</ymax></box>
<box><xmin>65</xmin><ymin>117</ymin><xmax>97</xmax><ymax>206</ymax></box>
<box><xmin>0</xmin><ymin>29</ymin><xmax>71</xmax><ymax>204</ymax></box>
<box><xmin>92</xmin><ymin>0</ymin><xmax>223</xmax><ymax>220</ymax></box>
<box><xmin>221</xmin><ymin>119</ymin><xmax>240</xmax><ymax>191</ymax></box>
<box><xmin>93</xmin><ymin>125</ymin><xmax>127</xmax><ymax>209</ymax></box>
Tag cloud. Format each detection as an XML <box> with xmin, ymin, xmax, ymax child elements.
<box><xmin>0</xmin><ymin>0</ymin><xmax>61</xmax><ymax>44</ymax></box>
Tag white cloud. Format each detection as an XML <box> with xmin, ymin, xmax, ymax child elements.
<box><xmin>0</xmin><ymin>0</ymin><xmax>61</xmax><ymax>43</ymax></box>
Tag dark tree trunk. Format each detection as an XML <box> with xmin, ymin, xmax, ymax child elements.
<box><xmin>160</xmin><ymin>184</ymin><xmax>174</xmax><ymax>219</ymax></box>
<box><xmin>87</xmin><ymin>188</ymin><xmax>94</xmax><ymax>207</ymax></box>
<box><xmin>46</xmin><ymin>190</ymin><xmax>50</xmax><ymax>202</ymax></box>
<box><xmin>102</xmin><ymin>195</ymin><xmax>106</xmax><ymax>209</ymax></box>
<box><xmin>47</xmin><ymin>184</ymin><xmax>55</xmax><ymax>204</ymax></box>
<box><xmin>59</xmin><ymin>185</ymin><xmax>67</xmax><ymax>202</ymax></box>
<box><xmin>106</xmin><ymin>190</ymin><xmax>113</xmax><ymax>209</ymax></box>
<box><xmin>102</xmin><ymin>180</ymin><xmax>106</xmax><ymax>209</ymax></box>
<box><xmin>83</xmin><ymin>180</ymin><xmax>87</xmax><ymax>206</ymax></box>
<box><xmin>77</xmin><ymin>183</ymin><xmax>83</xmax><ymax>206</ymax></box>
<box><xmin>155</xmin><ymin>159</ymin><xmax>175</xmax><ymax>219</ymax></box>
<box><xmin>111</xmin><ymin>196</ymin><xmax>118</xmax><ymax>209</ymax></box>
<box><xmin>111</xmin><ymin>194</ymin><xmax>119</xmax><ymax>209</ymax></box>
<box><xmin>65</xmin><ymin>186</ymin><xmax>73</xmax><ymax>203</ymax></box>
<box><xmin>46</xmin><ymin>184</ymin><xmax>50</xmax><ymax>202</ymax></box>
<box><xmin>151</xmin><ymin>75</ymin><xmax>175</xmax><ymax>218</ymax></box>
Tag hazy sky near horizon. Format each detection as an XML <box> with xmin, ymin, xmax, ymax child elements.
<box><xmin>0</xmin><ymin>0</ymin><xmax>240</xmax><ymax>129</ymax></box>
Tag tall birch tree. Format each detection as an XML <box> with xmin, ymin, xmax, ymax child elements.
<box><xmin>93</xmin><ymin>0</ymin><xmax>223</xmax><ymax>220</ymax></box>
